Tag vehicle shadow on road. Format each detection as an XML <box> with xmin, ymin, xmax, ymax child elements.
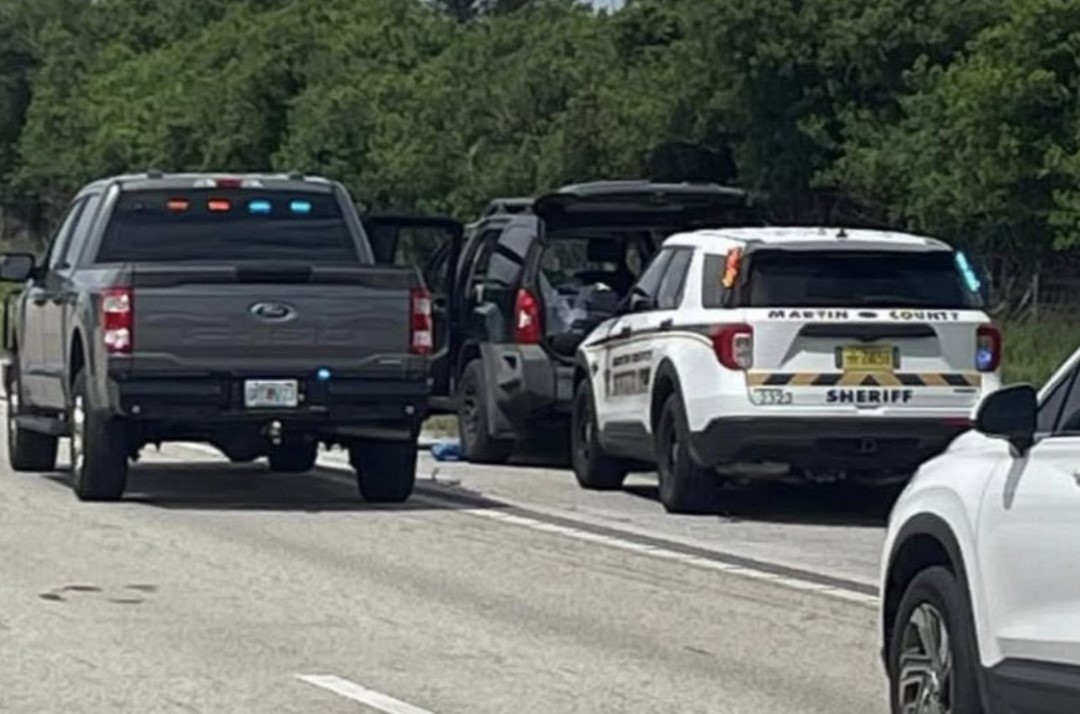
<box><xmin>44</xmin><ymin>463</ymin><xmax>503</xmax><ymax>514</ymax></box>
<box><xmin>622</xmin><ymin>481</ymin><xmax>896</xmax><ymax>528</ymax></box>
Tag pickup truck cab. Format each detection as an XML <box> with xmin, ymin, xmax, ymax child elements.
<box><xmin>436</xmin><ymin>181</ymin><xmax>764</xmax><ymax>463</ymax></box>
<box><xmin>573</xmin><ymin>227</ymin><xmax>1001</xmax><ymax>513</ymax></box>
<box><xmin>1</xmin><ymin>172</ymin><xmax>435</xmax><ymax>503</ymax></box>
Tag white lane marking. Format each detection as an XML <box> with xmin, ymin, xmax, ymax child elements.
<box><xmin>444</xmin><ymin>502</ymin><xmax>880</xmax><ymax>608</ymax></box>
<box><xmin>162</xmin><ymin>442</ymin><xmax>881</xmax><ymax>607</ymax></box>
<box><xmin>297</xmin><ymin>674</ymin><xmax>437</xmax><ymax>714</ymax></box>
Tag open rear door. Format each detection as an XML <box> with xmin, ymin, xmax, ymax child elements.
<box><xmin>363</xmin><ymin>214</ymin><xmax>464</xmax><ymax>398</ymax></box>
<box><xmin>533</xmin><ymin>181</ymin><xmax>764</xmax><ymax>230</ymax></box>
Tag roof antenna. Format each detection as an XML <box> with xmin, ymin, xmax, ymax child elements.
<box><xmin>836</xmin><ymin>227</ymin><xmax>848</xmax><ymax>239</ymax></box>
<box><xmin>146</xmin><ymin>168</ymin><xmax>164</xmax><ymax>179</ymax></box>
<box><xmin>287</xmin><ymin>170</ymin><xmax>305</xmax><ymax>181</ymax></box>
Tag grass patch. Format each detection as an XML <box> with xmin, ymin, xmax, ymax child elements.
<box><xmin>1001</xmin><ymin>317</ymin><xmax>1080</xmax><ymax>387</ymax></box>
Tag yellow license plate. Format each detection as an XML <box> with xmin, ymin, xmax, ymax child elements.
<box><xmin>841</xmin><ymin>345</ymin><xmax>895</xmax><ymax>371</ymax></box>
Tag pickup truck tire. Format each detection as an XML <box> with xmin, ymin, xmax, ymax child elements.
<box><xmin>655</xmin><ymin>393</ymin><xmax>715</xmax><ymax>515</ymax></box>
<box><xmin>457</xmin><ymin>360</ymin><xmax>513</xmax><ymax>464</ymax></box>
<box><xmin>6</xmin><ymin>364</ymin><xmax>59</xmax><ymax>472</ymax></box>
<box><xmin>349</xmin><ymin>439</ymin><xmax>417</xmax><ymax>503</ymax></box>
<box><xmin>571</xmin><ymin>380</ymin><xmax>627</xmax><ymax>490</ymax></box>
<box><xmin>70</xmin><ymin>370</ymin><xmax>128</xmax><ymax>502</ymax></box>
<box><xmin>267</xmin><ymin>440</ymin><xmax>318</xmax><ymax>473</ymax></box>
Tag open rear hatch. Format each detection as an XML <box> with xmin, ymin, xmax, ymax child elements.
<box><xmin>534</xmin><ymin>181</ymin><xmax>767</xmax><ymax>359</ymax></box>
<box><xmin>533</xmin><ymin>181</ymin><xmax>763</xmax><ymax>230</ymax></box>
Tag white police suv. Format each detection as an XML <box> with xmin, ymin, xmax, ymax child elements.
<box><xmin>570</xmin><ymin>227</ymin><xmax>1001</xmax><ymax>513</ymax></box>
<box><xmin>881</xmin><ymin>355</ymin><xmax>1080</xmax><ymax>713</ymax></box>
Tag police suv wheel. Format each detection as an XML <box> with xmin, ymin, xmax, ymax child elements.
<box><xmin>655</xmin><ymin>392</ymin><xmax>715</xmax><ymax>514</ymax></box>
<box><xmin>571</xmin><ymin>380</ymin><xmax>627</xmax><ymax>490</ymax></box>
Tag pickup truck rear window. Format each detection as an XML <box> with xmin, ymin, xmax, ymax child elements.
<box><xmin>739</xmin><ymin>250</ymin><xmax>982</xmax><ymax>309</ymax></box>
<box><xmin>95</xmin><ymin>190</ymin><xmax>358</xmax><ymax>264</ymax></box>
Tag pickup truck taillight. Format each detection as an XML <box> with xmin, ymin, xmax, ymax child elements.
<box><xmin>713</xmin><ymin>324</ymin><xmax>753</xmax><ymax>371</ymax></box>
<box><xmin>410</xmin><ymin>287</ymin><xmax>433</xmax><ymax>355</ymax></box>
<box><xmin>514</xmin><ymin>289</ymin><xmax>542</xmax><ymax>345</ymax></box>
<box><xmin>976</xmin><ymin>324</ymin><xmax>1001</xmax><ymax>372</ymax></box>
<box><xmin>102</xmin><ymin>287</ymin><xmax>134</xmax><ymax>354</ymax></box>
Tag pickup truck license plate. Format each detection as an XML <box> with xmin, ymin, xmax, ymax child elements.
<box><xmin>841</xmin><ymin>345</ymin><xmax>895</xmax><ymax>371</ymax></box>
<box><xmin>244</xmin><ymin>379</ymin><xmax>299</xmax><ymax>408</ymax></box>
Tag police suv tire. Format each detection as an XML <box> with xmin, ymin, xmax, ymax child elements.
<box><xmin>6</xmin><ymin>363</ymin><xmax>59</xmax><ymax>472</ymax></box>
<box><xmin>71</xmin><ymin>370</ymin><xmax>128</xmax><ymax>502</ymax></box>
<box><xmin>267</xmin><ymin>440</ymin><xmax>318</xmax><ymax>473</ymax></box>
<box><xmin>571</xmin><ymin>380</ymin><xmax>627</xmax><ymax>490</ymax></box>
<box><xmin>457</xmin><ymin>360</ymin><xmax>513</xmax><ymax>464</ymax></box>
<box><xmin>350</xmin><ymin>439</ymin><xmax>417</xmax><ymax>503</ymax></box>
<box><xmin>888</xmin><ymin>566</ymin><xmax>982</xmax><ymax>714</ymax></box>
<box><xmin>656</xmin><ymin>392</ymin><xmax>715</xmax><ymax>514</ymax></box>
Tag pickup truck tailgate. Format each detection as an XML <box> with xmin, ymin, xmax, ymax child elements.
<box><xmin>128</xmin><ymin>264</ymin><xmax>415</xmax><ymax>375</ymax></box>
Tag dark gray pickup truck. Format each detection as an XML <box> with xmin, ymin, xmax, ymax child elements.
<box><xmin>0</xmin><ymin>172</ymin><xmax>435</xmax><ymax>502</ymax></box>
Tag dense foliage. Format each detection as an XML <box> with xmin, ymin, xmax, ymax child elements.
<box><xmin>1</xmin><ymin>0</ymin><xmax>1077</xmax><ymax>278</ymax></box>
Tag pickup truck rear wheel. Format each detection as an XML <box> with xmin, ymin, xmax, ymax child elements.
<box><xmin>349</xmin><ymin>439</ymin><xmax>418</xmax><ymax>503</ymax></box>
<box><xmin>656</xmin><ymin>392</ymin><xmax>715</xmax><ymax>515</ymax></box>
<box><xmin>267</xmin><ymin>440</ymin><xmax>318</xmax><ymax>473</ymax></box>
<box><xmin>571</xmin><ymin>380</ymin><xmax>628</xmax><ymax>490</ymax></box>
<box><xmin>457</xmin><ymin>360</ymin><xmax>513</xmax><ymax>464</ymax></box>
<box><xmin>6</xmin><ymin>364</ymin><xmax>59</xmax><ymax>471</ymax></box>
<box><xmin>70</xmin><ymin>371</ymin><xmax>128</xmax><ymax>502</ymax></box>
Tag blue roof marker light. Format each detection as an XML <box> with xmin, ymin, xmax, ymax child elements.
<box><xmin>249</xmin><ymin>200</ymin><xmax>272</xmax><ymax>215</ymax></box>
<box><xmin>955</xmin><ymin>250</ymin><xmax>982</xmax><ymax>293</ymax></box>
<box><xmin>290</xmin><ymin>200</ymin><xmax>312</xmax><ymax>215</ymax></box>
<box><xmin>316</xmin><ymin>367</ymin><xmax>332</xmax><ymax>381</ymax></box>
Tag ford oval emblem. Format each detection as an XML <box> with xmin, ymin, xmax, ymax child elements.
<box><xmin>249</xmin><ymin>301</ymin><xmax>297</xmax><ymax>322</ymax></box>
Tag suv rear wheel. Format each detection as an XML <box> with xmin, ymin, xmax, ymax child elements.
<box><xmin>6</xmin><ymin>363</ymin><xmax>59</xmax><ymax>471</ymax></box>
<box><xmin>350</xmin><ymin>439</ymin><xmax>418</xmax><ymax>503</ymax></box>
<box><xmin>457</xmin><ymin>360</ymin><xmax>513</xmax><ymax>464</ymax></box>
<box><xmin>70</xmin><ymin>370</ymin><xmax>128</xmax><ymax>502</ymax></box>
<box><xmin>888</xmin><ymin>566</ymin><xmax>982</xmax><ymax>714</ymax></box>
<box><xmin>571</xmin><ymin>380</ymin><xmax>627</xmax><ymax>490</ymax></box>
<box><xmin>655</xmin><ymin>392</ymin><xmax>715</xmax><ymax>514</ymax></box>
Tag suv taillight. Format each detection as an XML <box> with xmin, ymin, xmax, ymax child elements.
<box><xmin>102</xmin><ymin>287</ymin><xmax>133</xmax><ymax>354</ymax></box>
<box><xmin>976</xmin><ymin>324</ymin><xmax>1001</xmax><ymax>372</ymax></box>
<box><xmin>514</xmin><ymin>289</ymin><xmax>542</xmax><ymax>344</ymax></box>
<box><xmin>410</xmin><ymin>287</ymin><xmax>433</xmax><ymax>355</ymax></box>
<box><xmin>713</xmin><ymin>324</ymin><xmax>753</xmax><ymax>370</ymax></box>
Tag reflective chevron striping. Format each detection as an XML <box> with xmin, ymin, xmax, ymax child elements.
<box><xmin>747</xmin><ymin>372</ymin><xmax>981</xmax><ymax>387</ymax></box>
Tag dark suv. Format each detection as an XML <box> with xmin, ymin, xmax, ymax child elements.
<box><xmin>376</xmin><ymin>181</ymin><xmax>763</xmax><ymax>463</ymax></box>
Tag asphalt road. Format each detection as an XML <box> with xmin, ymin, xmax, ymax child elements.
<box><xmin>0</xmin><ymin>429</ymin><xmax>891</xmax><ymax>713</ymax></box>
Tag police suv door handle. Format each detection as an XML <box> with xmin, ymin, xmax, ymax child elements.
<box><xmin>616</xmin><ymin>325</ymin><xmax>631</xmax><ymax>339</ymax></box>
<box><xmin>659</xmin><ymin>318</ymin><xmax>674</xmax><ymax>331</ymax></box>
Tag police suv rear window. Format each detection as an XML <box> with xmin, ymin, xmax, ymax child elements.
<box><xmin>734</xmin><ymin>250</ymin><xmax>981</xmax><ymax>309</ymax></box>
<box><xmin>96</xmin><ymin>189</ymin><xmax>358</xmax><ymax>264</ymax></box>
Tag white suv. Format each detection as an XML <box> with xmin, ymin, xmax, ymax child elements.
<box><xmin>882</xmin><ymin>352</ymin><xmax>1080</xmax><ymax>713</ymax></box>
<box><xmin>571</xmin><ymin>227</ymin><xmax>1001</xmax><ymax>513</ymax></box>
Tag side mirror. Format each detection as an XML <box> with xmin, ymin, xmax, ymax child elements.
<box><xmin>0</xmin><ymin>253</ymin><xmax>35</xmax><ymax>283</ymax></box>
<box><xmin>975</xmin><ymin>384</ymin><xmax>1037</xmax><ymax>455</ymax></box>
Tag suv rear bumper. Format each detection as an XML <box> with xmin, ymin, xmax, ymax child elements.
<box><xmin>689</xmin><ymin>416</ymin><xmax>970</xmax><ymax>472</ymax></box>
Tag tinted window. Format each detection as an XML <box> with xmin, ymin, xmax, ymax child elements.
<box><xmin>54</xmin><ymin>193</ymin><xmax>101</xmax><ymax>269</ymax></box>
<box><xmin>743</xmin><ymin>250</ymin><xmax>981</xmax><ymax>309</ymax></box>
<box><xmin>657</xmin><ymin>249</ymin><xmax>692</xmax><ymax>309</ymax></box>
<box><xmin>633</xmin><ymin>249</ymin><xmax>673</xmax><ymax>301</ymax></box>
<box><xmin>42</xmin><ymin>200</ymin><xmax>86</xmax><ymax>270</ymax></box>
<box><xmin>701</xmin><ymin>254</ymin><xmax>728</xmax><ymax>308</ymax></box>
<box><xmin>1049</xmin><ymin>368</ymin><xmax>1080</xmax><ymax>435</ymax></box>
<box><xmin>1039</xmin><ymin>372</ymin><xmax>1071</xmax><ymax>434</ymax></box>
<box><xmin>487</xmin><ymin>225</ymin><xmax>532</xmax><ymax>287</ymax></box>
<box><xmin>96</xmin><ymin>190</ymin><xmax>357</xmax><ymax>264</ymax></box>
